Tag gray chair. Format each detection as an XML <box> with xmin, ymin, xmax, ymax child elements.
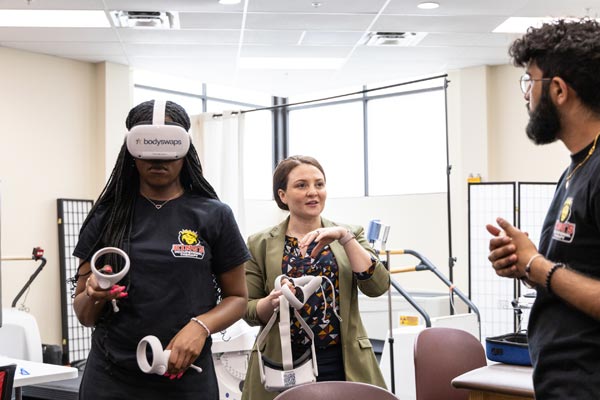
<box><xmin>413</xmin><ymin>327</ymin><xmax>486</xmax><ymax>400</ymax></box>
<box><xmin>273</xmin><ymin>381</ymin><xmax>400</xmax><ymax>400</ymax></box>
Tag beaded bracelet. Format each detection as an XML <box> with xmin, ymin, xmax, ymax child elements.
<box><xmin>545</xmin><ymin>263</ymin><xmax>565</xmax><ymax>294</ymax></box>
<box><xmin>191</xmin><ymin>317</ymin><xmax>211</xmax><ymax>337</ymax></box>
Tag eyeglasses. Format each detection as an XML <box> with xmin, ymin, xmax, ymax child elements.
<box><xmin>519</xmin><ymin>73</ymin><xmax>552</xmax><ymax>94</ymax></box>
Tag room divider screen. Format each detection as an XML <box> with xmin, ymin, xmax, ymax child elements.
<box><xmin>468</xmin><ymin>182</ymin><xmax>556</xmax><ymax>340</ymax></box>
<box><xmin>57</xmin><ymin>198</ymin><xmax>93</xmax><ymax>365</ymax></box>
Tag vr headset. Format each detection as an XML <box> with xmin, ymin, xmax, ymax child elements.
<box><xmin>126</xmin><ymin>100</ymin><xmax>191</xmax><ymax>160</ymax></box>
<box><xmin>256</xmin><ymin>274</ymin><xmax>342</xmax><ymax>392</ymax></box>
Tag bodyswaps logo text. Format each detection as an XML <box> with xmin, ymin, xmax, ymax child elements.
<box><xmin>136</xmin><ymin>138</ymin><xmax>183</xmax><ymax>146</ymax></box>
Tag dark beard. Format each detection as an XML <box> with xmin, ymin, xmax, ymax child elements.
<box><xmin>525</xmin><ymin>84</ymin><xmax>561</xmax><ymax>145</ymax></box>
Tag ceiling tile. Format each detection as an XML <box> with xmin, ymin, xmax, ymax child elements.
<box><xmin>514</xmin><ymin>0</ymin><xmax>600</xmax><ymax>17</ymax></box>
<box><xmin>0</xmin><ymin>0</ymin><xmax>104</xmax><ymax>10</ymax></box>
<box><xmin>301</xmin><ymin>31</ymin><xmax>365</xmax><ymax>46</ymax></box>
<box><xmin>240</xmin><ymin>44</ymin><xmax>351</xmax><ymax>58</ymax></box>
<box><xmin>372</xmin><ymin>15</ymin><xmax>508</xmax><ymax>33</ymax></box>
<box><xmin>1</xmin><ymin>41</ymin><xmax>124</xmax><ymax>56</ymax></box>
<box><xmin>1</xmin><ymin>0</ymin><xmax>587</xmax><ymax>95</ymax></box>
<box><xmin>248</xmin><ymin>0</ymin><xmax>388</xmax><ymax>13</ymax></box>
<box><xmin>179</xmin><ymin>12</ymin><xmax>243</xmax><ymax>29</ymax></box>
<box><xmin>245</xmin><ymin>13</ymin><xmax>374</xmax><ymax>31</ymax></box>
<box><xmin>419</xmin><ymin>32</ymin><xmax>519</xmax><ymax>47</ymax></box>
<box><xmin>383</xmin><ymin>0</ymin><xmax>528</xmax><ymax>16</ymax></box>
<box><xmin>105</xmin><ymin>0</ymin><xmax>246</xmax><ymax>12</ymax></box>
<box><xmin>118</xmin><ymin>28</ymin><xmax>241</xmax><ymax>44</ymax></box>
<box><xmin>124</xmin><ymin>43</ymin><xmax>239</xmax><ymax>58</ymax></box>
<box><xmin>243</xmin><ymin>30</ymin><xmax>304</xmax><ymax>45</ymax></box>
<box><xmin>0</xmin><ymin>27</ymin><xmax>119</xmax><ymax>42</ymax></box>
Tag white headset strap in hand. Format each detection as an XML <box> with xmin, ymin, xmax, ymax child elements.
<box><xmin>275</xmin><ymin>274</ymin><xmax>323</xmax><ymax>310</ymax></box>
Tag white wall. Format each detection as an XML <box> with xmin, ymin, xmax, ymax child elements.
<box><xmin>1</xmin><ymin>47</ymin><xmax>97</xmax><ymax>345</ymax></box>
<box><xmin>487</xmin><ymin>64</ymin><xmax>568</xmax><ymax>181</ymax></box>
<box><xmin>0</xmin><ymin>46</ymin><xmax>571</xmax><ymax>348</ymax></box>
<box><xmin>0</xmin><ymin>47</ymin><xmax>130</xmax><ymax>345</ymax></box>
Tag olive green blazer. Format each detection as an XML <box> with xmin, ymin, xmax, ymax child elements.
<box><xmin>241</xmin><ymin>217</ymin><xmax>389</xmax><ymax>400</ymax></box>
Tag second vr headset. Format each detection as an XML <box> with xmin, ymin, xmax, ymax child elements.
<box><xmin>126</xmin><ymin>100</ymin><xmax>191</xmax><ymax>160</ymax></box>
<box><xmin>256</xmin><ymin>274</ymin><xmax>342</xmax><ymax>392</ymax></box>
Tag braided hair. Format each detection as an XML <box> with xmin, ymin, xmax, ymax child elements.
<box><xmin>71</xmin><ymin>100</ymin><xmax>219</xmax><ymax>285</ymax></box>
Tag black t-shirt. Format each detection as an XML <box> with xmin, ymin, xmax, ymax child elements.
<box><xmin>530</xmin><ymin>141</ymin><xmax>600</xmax><ymax>399</ymax></box>
<box><xmin>74</xmin><ymin>192</ymin><xmax>250</xmax><ymax>372</ymax></box>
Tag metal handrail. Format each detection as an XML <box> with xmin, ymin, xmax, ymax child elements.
<box><xmin>380</xmin><ymin>249</ymin><xmax>481</xmax><ymax>339</ymax></box>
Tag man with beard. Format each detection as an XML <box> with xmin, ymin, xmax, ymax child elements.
<box><xmin>486</xmin><ymin>19</ymin><xmax>600</xmax><ymax>399</ymax></box>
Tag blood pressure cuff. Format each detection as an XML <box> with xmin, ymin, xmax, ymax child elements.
<box><xmin>126</xmin><ymin>100</ymin><xmax>191</xmax><ymax>160</ymax></box>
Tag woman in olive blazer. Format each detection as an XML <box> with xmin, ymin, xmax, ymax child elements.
<box><xmin>241</xmin><ymin>156</ymin><xmax>389</xmax><ymax>400</ymax></box>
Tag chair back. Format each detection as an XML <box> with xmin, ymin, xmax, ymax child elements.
<box><xmin>273</xmin><ymin>381</ymin><xmax>400</xmax><ymax>400</ymax></box>
<box><xmin>0</xmin><ymin>364</ymin><xmax>16</xmax><ymax>400</ymax></box>
<box><xmin>414</xmin><ymin>327</ymin><xmax>486</xmax><ymax>400</ymax></box>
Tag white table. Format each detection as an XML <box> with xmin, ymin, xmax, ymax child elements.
<box><xmin>452</xmin><ymin>363</ymin><xmax>534</xmax><ymax>399</ymax></box>
<box><xmin>0</xmin><ymin>355</ymin><xmax>78</xmax><ymax>400</ymax></box>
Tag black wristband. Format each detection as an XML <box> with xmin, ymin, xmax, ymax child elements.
<box><xmin>545</xmin><ymin>263</ymin><xmax>564</xmax><ymax>294</ymax></box>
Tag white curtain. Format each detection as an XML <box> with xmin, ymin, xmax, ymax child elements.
<box><xmin>191</xmin><ymin>111</ymin><xmax>246</xmax><ymax>235</ymax></box>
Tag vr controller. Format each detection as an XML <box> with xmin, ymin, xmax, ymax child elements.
<box><xmin>126</xmin><ymin>100</ymin><xmax>191</xmax><ymax>160</ymax></box>
<box><xmin>90</xmin><ymin>247</ymin><xmax>130</xmax><ymax>313</ymax></box>
<box><xmin>137</xmin><ymin>335</ymin><xmax>203</xmax><ymax>376</ymax></box>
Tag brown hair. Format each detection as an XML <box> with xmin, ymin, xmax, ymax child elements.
<box><xmin>272</xmin><ymin>155</ymin><xmax>326</xmax><ymax>211</ymax></box>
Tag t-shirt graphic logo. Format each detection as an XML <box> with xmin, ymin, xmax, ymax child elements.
<box><xmin>553</xmin><ymin>197</ymin><xmax>575</xmax><ymax>243</ymax></box>
<box><xmin>171</xmin><ymin>229</ymin><xmax>205</xmax><ymax>259</ymax></box>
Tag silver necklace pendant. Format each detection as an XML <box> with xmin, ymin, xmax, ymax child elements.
<box><xmin>142</xmin><ymin>192</ymin><xmax>183</xmax><ymax>210</ymax></box>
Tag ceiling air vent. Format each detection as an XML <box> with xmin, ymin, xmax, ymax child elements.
<box><xmin>110</xmin><ymin>10</ymin><xmax>180</xmax><ymax>29</ymax></box>
<box><xmin>363</xmin><ymin>31</ymin><xmax>427</xmax><ymax>46</ymax></box>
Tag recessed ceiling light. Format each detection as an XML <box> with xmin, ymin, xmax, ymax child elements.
<box><xmin>0</xmin><ymin>9</ymin><xmax>110</xmax><ymax>27</ymax></box>
<box><xmin>417</xmin><ymin>2</ymin><xmax>440</xmax><ymax>10</ymax></box>
<box><xmin>493</xmin><ymin>17</ymin><xmax>581</xmax><ymax>33</ymax></box>
<box><xmin>494</xmin><ymin>16</ymin><xmax>600</xmax><ymax>33</ymax></box>
<box><xmin>219</xmin><ymin>0</ymin><xmax>241</xmax><ymax>5</ymax></box>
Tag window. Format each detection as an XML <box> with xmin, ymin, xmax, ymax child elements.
<box><xmin>133</xmin><ymin>70</ymin><xmax>448</xmax><ymax>199</ymax></box>
<box><xmin>288</xmin><ymin>101</ymin><xmax>365</xmax><ymax>198</ymax></box>
<box><xmin>243</xmin><ymin>110</ymin><xmax>273</xmax><ymax>199</ymax></box>
<box><xmin>133</xmin><ymin>76</ymin><xmax>273</xmax><ymax>200</ymax></box>
<box><xmin>367</xmin><ymin>88</ymin><xmax>447</xmax><ymax>195</ymax></box>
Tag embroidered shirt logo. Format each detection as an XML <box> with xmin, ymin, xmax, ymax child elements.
<box><xmin>553</xmin><ymin>197</ymin><xmax>575</xmax><ymax>243</ymax></box>
<box><xmin>171</xmin><ymin>229</ymin><xmax>205</xmax><ymax>259</ymax></box>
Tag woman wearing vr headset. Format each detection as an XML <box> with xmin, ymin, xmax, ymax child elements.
<box><xmin>242</xmin><ymin>155</ymin><xmax>389</xmax><ymax>400</ymax></box>
<box><xmin>70</xmin><ymin>100</ymin><xmax>250</xmax><ymax>399</ymax></box>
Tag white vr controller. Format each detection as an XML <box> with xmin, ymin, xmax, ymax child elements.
<box><xmin>137</xmin><ymin>335</ymin><xmax>203</xmax><ymax>376</ymax></box>
<box><xmin>90</xmin><ymin>247</ymin><xmax>130</xmax><ymax>313</ymax></box>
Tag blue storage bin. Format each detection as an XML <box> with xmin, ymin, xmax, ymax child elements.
<box><xmin>485</xmin><ymin>332</ymin><xmax>532</xmax><ymax>366</ymax></box>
